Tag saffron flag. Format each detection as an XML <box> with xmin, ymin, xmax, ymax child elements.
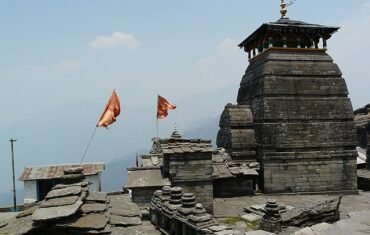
<box><xmin>157</xmin><ymin>95</ymin><xmax>176</xmax><ymax>119</ymax></box>
<box><xmin>97</xmin><ymin>90</ymin><xmax>121</xmax><ymax>128</ymax></box>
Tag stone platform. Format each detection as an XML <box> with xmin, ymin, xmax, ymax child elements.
<box><xmin>213</xmin><ymin>190</ymin><xmax>370</xmax><ymax>220</ymax></box>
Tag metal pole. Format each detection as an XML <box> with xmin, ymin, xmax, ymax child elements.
<box><xmin>9</xmin><ymin>138</ymin><xmax>17</xmax><ymax>211</ymax></box>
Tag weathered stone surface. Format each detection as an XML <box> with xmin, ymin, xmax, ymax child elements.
<box><xmin>16</xmin><ymin>206</ymin><xmax>37</xmax><ymax>219</ymax></box>
<box><xmin>231</xmin><ymin>48</ymin><xmax>358</xmax><ymax>193</ymax></box>
<box><xmin>86</xmin><ymin>191</ymin><xmax>107</xmax><ymax>202</ymax></box>
<box><xmin>53</xmin><ymin>181</ymin><xmax>89</xmax><ymax>190</ymax></box>
<box><xmin>0</xmin><ymin>215</ymin><xmax>34</xmax><ymax>235</ymax></box>
<box><xmin>32</xmin><ymin>200</ymin><xmax>83</xmax><ymax>221</ymax></box>
<box><xmin>45</xmin><ymin>186</ymin><xmax>82</xmax><ymax>199</ymax></box>
<box><xmin>67</xmin><ymin>213</ymin><xmax>108</xmax><ymax>230</ymax></box>
<box><xmin>282</xmin><ymin>196</ymin><xmax>341</xmax><ymax>227</ymax></box>
<box><xmin>111</xmin><ymin>222</ymin><xmax>160</xmax><ymax>235</ymax></box>
<box><xmin>241</xmin><ymin>213</ymin><xmax>262</xmax><ymax>223</ymax></box>
<box><xmin>245</xmin><ymin>231</ymin><xmax>275</xmax><ymax>235</ymax></box>
<box><xmin>108</xmin><ymin>207</ymin><xmax>141</xmax><ymax>217</ymax></box>
<box><xmin>214</xmin><ymin>230</ymin><xmax>238</xmax><ymax>235</ymax></box>
<box><xmin>209</xmin><ymin>225</ymin><xmax>228</xmax><ymax>232</ymax></box>
<box><xmin>80</xmin><ymin>203</ymin><xmax>107</xmax><ymax>214</ymax></box>
<box><xmin>40</xmin><ymin>195</ymin><xmax>79</xmax><ymax>208</ymax></box>
<box><xmin>109</xmin><ymin>214</ymin><xmax>141</xmax><ymax>226</ymax></box>
<box><xmin>64</xmin><ymin>167</ymin><xmax>83</xmax><ymax>174</ymax></box>
<box><xmin>0</xmin><ymin>221</ymin><xmax>7</xmax><ymax>228</ymax></box>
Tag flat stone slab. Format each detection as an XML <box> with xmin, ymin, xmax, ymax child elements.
<box><xmin>40</xmin><ymin>195</ymin><xmax>79</xmax><ymax>208</ymax></box>
<box><xmin>108</xmin><ymin>207</ymin><xmax>141</xmax><ymax>217</ymax></box>
<box><xmin>209</xmin><ymin>225</ymin><xmax>227</xmax><ymax>232</ymax></box>
<box><xmin>67</xmin><ymin>213</ymin><xmax>108</xmax><ymax>230</ymax></box>
<box><xmin>80</xmin><ymin>203</ymin><xmax>107</xmax><ymax>214</ymax></box>
<box><xmin>214</xmin><ymin>230</ymin><xmax>237</xmax><ymax>235</ymax></box>
<box><xmin>86</xmin><ymin>192</ymin><xmax>107</xmax><ymax>202</ymax></box>
<box><xmin>16</xmin><ymin>206</ymin><xmax>38</xmax><ymax>219</ymax></box>
<box><xmin>241</xmin><ymin>213</ymin><xmax>262</xmax><ymax>223</ymax></box>
<box><xmin>0</xmin><ymin>214</ymin><xmax>34</xmax><ymax>235</ymax></box>
<box><xmin>245</xmin><ymin>231</ymin><xmax>275</xmax><ymax>235</ymax></box>
<box><xmin>32</xmin><ymin>200</ymin><xmax>83</xmax><ymax>222</ymax></box>
<box><xmin>45</xmin><ymin>186</ymin><xmax>82</xmax><ymax>199</ymax></box>
<box><xmin>109</xmin><ymin>214</ymin><xmax>141</xmax><ymax>226</ymax></box>
<box><xmin>53</xmin><ymin>181</ymin><xmax>89</xmax><ymax>190</ymax></box>
<box><xmin>111</xmin><ymin>223</ymin><xmax>160</xmax><ymax>235</ymax></box>
<box><xmin>109</xmin><ymin>200</ymin><xmax>138</xmax><ymax>210</ymax></box>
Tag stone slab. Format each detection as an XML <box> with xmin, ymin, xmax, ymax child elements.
<box><xmin>67</xmin><ymin>213</ymin><xmax>108</xmax><ymax>230</ymax></box>
<box><xmin>45</xmin><ymin>186</ymin><xmax>82</xmax><ymax>199</ymax></box>
<box><xmin>86</xmin><ymin>192</ymin><xmax>107</xmax><ymax>202</ymax></box>
<box><xmin>16</xmin><ymin>206</ymin><xmax>38</xmax><ymax>219</ymax></box>
<box><xmin>108</xmin><ymin>207</ymin><xmax>141</xmax><ymax>217</ymax></box>
<box><xmin>32</xmin><ymin>200</ymin><xmax>83</xmax><ymax>221</ymax></box>
<box><xmin>0</xmin><ymin>215</ymin><xmax>34</xmax><ymax>235</ymax></box>
<box><xmin>111</xmin><ymin>225</ymin><xmax>160</xmax><ymax>235</ymax></box>
<box><xmin>80</xmin><ymin>203</ymin><xmax>107</xmax><ymax>214</ymax></box>
<box><xmin>40</xmin><ymin>195</ymin><xmax>79</xmax><ymax>208</ymax></box>
<box><xmin>209</xmin><ymin>225</ymin><xmax>228</xmax><ymax>232</ymax></box>
<box><xmin>53</xmin><ymin>181</ymin><xmax>89</xmax><ymax>190</ymax></box>
<box><xmin>241</xmin><ymin>213</ymin><xmax>262</xmax><ymax>223</ymax></box>
<box><xmin>245</xmin><ymin>231</ymin><xmax>275</xmax><ymax>235</ymax></box>
<box><xmin>109</xmin><ymin>214</ymin><xmax>141</xmax><ymax>226</ymax></box>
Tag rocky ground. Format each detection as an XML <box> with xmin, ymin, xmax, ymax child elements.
<box><xmin>214</xmin><ymin>190</ymin><xmax>370</xmax><ymax>234</ymax></box>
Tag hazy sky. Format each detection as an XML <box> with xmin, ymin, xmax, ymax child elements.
<box><xmin>0</xmin><ymin>0</ymin><xmax>370</xmax><ymax>198</ymax></box>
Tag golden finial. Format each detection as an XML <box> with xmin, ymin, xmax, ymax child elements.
<box><xmin>280</xmin><ymin>0</ymin><xmax>296</xmax><ymax>18</ymax></box>
<box><xmin>280</xmin><ymin>0</ymin><xmax>287</xmax><ymax>18</ymax></box>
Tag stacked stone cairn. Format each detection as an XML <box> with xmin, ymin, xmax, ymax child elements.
<box><xmin>260</xmin><ymin>199</ymin><xmax>282</xmax><ymax>234</ymax></box>
<box><xmin>0</xmin><ymin>167</ymin><xmax>160</xmax><ymax>235</ymax></box>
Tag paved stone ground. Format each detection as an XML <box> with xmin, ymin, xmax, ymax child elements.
<box><xmin>214</xmin><ymin>190</ymin><xmax>370</xmax><ymax>219</ymax></box>
<box><xmin>0</xmin><ymin>212</ymin><xmax>19</xmax><ymax>227</ymax></box>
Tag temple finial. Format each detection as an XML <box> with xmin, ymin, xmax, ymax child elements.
<box><xmin>280</xmin><ymin>0</ymin><xmax>296</xmax><ymax>19</ymax></box>
<box><xmin>280</xmin><ymin>0</ymin><xmax>287</xmax><ymax>18</ymax></box>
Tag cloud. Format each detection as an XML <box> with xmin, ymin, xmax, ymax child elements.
<box><xmin>89</xmin><ymin>32</ymin><xmax>141</xmax><ymax>49</ymax></box>
<box><xmin>217</xmin><ymin>38</ymin><xmax>239</xmax><ymax>56</ymax></box>
<box><xmin>197</xmin><ymin>38</ymin><xmax>242</xmax><ymax>67</ymax></box>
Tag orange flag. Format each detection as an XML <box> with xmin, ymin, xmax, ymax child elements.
<box><xmin>97</xmin><ymin>90</ymin><xmax>121</xmax><ymax>128</ymax></box>
<box><xmin>157</xmin><ymin>95</ymin><xmax>176</xmax><ymax>119</ymax></box>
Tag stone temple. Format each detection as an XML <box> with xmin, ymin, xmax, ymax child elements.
<box><xmin>217</xmin><ymin>16</ymin><xmax>358</xmax><ymax>193</ymax></box>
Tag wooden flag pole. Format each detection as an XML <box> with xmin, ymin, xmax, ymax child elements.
<box><xmin>80</xmin><ymin>126</ymin><xmax>98</xmax><ymax>165</ymax></box>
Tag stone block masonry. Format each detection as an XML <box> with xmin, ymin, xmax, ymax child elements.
<box><xmin>237</xmin><ymin>48</ymin><xmax>357</xmax><ymax>193</ymax></box>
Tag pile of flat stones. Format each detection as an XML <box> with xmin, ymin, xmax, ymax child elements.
<box><xmin>0</xmin><ymin>167</ymin><xmax>159</xmax><ymax>235</ymax></box>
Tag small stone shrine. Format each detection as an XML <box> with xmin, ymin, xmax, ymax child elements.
<box><xmin>217</xmin><ymin>1</ymin><xmax>358</xmax><ymax>194</ymax></box>
<box><xmin>126</xmin><ymin>130</ymin><xmax>260</xmax><ymax>212</ymax></box>
<box><xmin>260</xmin><ymin>199</ymin><xmax>282</xmax><ymax>233</ymax></box>
<box><xmin>149</xmin><ymin>186</ymin><xmax>229</xmax><ymax>235</ymax></box>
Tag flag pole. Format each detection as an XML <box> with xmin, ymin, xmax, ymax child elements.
<box><xmin>80</xmin><ymin>126</ymin><xmax>98</xmax><ymax>165</ymax></box>
<box><xmin>156</xmin><ymin>94</ymin><xmax>159</xmax><ymax>141</ymax></box>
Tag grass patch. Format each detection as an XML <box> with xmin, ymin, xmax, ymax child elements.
<box><xmin>219</xmin><ymin>216</ymin><xmax>260</xmax><ymax>231</ymax></box>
